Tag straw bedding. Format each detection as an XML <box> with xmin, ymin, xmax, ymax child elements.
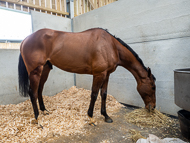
<box><xmin>0</xmin><ymin>86</ymin><xmax>123</xmax><ymax>143</ymax></box>
<box><xmin>126</xmin><ymin>109</ymin><xmax>177</xmax><ymax>142</ymax></box>
<box><xmin>128</xmin><ymin>129</ymin><xmax>146</xmax><ymax>142</ymax></box>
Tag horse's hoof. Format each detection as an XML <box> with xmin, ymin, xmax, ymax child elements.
<box><xmin>88</xmin><ymin>115</ymin><xmax>97</xmax><ymax>126</ymax></box>
<box><xmin>105</xmin><ymin>117</ymin><xmax>113</xmax><ymax>123</ymax></box>
<box><xmin>38</xmin><ymin>124</ymin><xmax>44</xmax><ymax>129</ymax></box>
<box><xmin>89</xmin><ymin>122</ymin><xmax>97</xmax><ymax>126</ymax></box>
<box><xmin>31</xmin><ymin>119</ymin><xmax>38</xmax><ymax>124</ymax></box>
<box><xmin>43</xmin><ymin>110</ymin><xmax>49</xmax><ymax>115</ymax></box>
<box><xmin>45</xmin><ymin>109</ymin><xmax>49</xmax><ymax>112</ymax></box>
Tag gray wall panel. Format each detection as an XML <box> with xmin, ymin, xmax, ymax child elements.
<box><xmin>31</xmin><ymin>11</ymin><xmax>71</xmax><ymax>32</ymax></box>
<box><xmin>73</xmin><ymin>0</ymin><xmax>190</xmax><ymax>44</ymax></box>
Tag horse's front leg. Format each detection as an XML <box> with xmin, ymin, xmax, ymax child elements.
<box><xmin>100</xmin><ymin>74</ymin><xmax>113</xmax><ymax>123</ymax></box>
<box><xmin>88</xmin><ymin>73</ymin><xmax>106</xmax><ymax>126</ymax></box>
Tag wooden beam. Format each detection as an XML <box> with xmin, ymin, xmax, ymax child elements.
<box><xmin>0</xmin><ymin>0</ymin><xmax>69</xmax><ymax>15</ymax></box>
<box><xmin>46</xmin><ymin>0</ymin><xmax>50</xmax><ymax>9</ymax></box>
<box><xmin>78</xmin><ymin>0</ymin><xmax>81</xmax><ymax>15</ymax></box>
<box><xmin>61</xmin><ymin>0</ymin><xmax>66</xmax><ymax>13</ymax></box>
<box><xmin>88</xmin><ymin>0</ymin><xmax>95</xmax><ymax>9</ymax></box>
<box><xmin>0</xmin><ymin>43</ymin><xmax>20</xmax><ymax>49</ymax></box>
<box><xmin>74</xmin><ymin>0</ymin><xmax>77</xmax><ymax>16</ymax></box>
<box><xmin>41</xmin><ymin>0</ymin><xmax>45</xmax><ymax>7</ymax></box>
<box><xmin>52</xmin><ymin>0</ymin><xmax>56</xmax><ymax>9</ymax></box>
<box><xmin>56</xmin><ymin>0</ymin><xmax>60</xmax><ymax>11</ymax></box>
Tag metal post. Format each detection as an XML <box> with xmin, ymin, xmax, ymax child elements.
<box><xmin>66</xmin><ymin>0</ymin><xmax>75</xmax><ymax>85</ymax></box>
<box><xmin>66</xmin><ymin>0</ymin><xmax>74</xmax><ymax>19</ymax></box>
<box><xmin>70</xmin><ymin>0</ymin><xmax>74</xmax><ymax>19</ymax></box>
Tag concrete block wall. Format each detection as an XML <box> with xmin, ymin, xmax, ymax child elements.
<box><xmin>0</xmin><ymin>49</ymin><xmax>28</xmax><ymax>104</ymax></box>
<box><xmin>31</xmin><ymin>11</ymin><xmax>71</xmax><ymax>32</ymax></box>
<box><xmin>73</xmin><ymin>0</ymin><xmax>190</xmax><ymax>116</ymax></box>
<box><xmin>0</xmin><ymin>49</ymin><xmax>74</xmax><ymax>105</ymax></box>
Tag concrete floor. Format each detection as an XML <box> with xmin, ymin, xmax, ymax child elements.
<box><xmin>47</xmin><ymin>106</ymin><xmax>189</xmax><ymax>143</ymax></box>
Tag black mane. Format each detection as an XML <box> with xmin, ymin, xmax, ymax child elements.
<box><xmin>101</xmin><ymin>28</ymin><xmax>156</xmax><ymax>80</ymax></box>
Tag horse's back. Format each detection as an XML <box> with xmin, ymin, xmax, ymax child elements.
<box><xmin>49</xmin><ymin>28</ymin><xmax>118</xmax><ymax>74</ymax></box>
<box><xmin>21</xmin><ymin>28</ymin><xmax>119</xmax><ymax>75</ymax></box>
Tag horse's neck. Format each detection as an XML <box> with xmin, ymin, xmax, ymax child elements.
<box><xmin>117</xmin><ymin>44</ymin><xmax>147</xmax><ymax>84</ymax></box>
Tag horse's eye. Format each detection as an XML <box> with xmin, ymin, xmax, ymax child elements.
<box><xmin>152</xmin><ymin>86</ymin><xmax>155</xmax><ymax>90</ymax></box>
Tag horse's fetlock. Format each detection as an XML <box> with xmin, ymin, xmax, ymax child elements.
<box><xmin>87</xmin><ymin>110</ymin><xmax>93</xmax><ymax>118</ymax></box>
<box><xmin>40</xmin><ymin>105</ymin><xmax>46</xmax><ymax>111</ymax></box>
<box><xmin>34</xmin><ymin>111</ymin><xmax>39</xmax><ymax>120</ymax></box>
<box><xmin>101</xmin><ymin>109</ymin><xmax>107</xmax><ymax>116</ymax></box>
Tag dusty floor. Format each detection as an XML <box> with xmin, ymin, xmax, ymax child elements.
<box><xmin>48</xmin><ymin>106</ymin><xmax>190</xmax><ymax>143</ymax></box>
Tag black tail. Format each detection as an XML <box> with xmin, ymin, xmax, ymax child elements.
<box><xmin>18</xmin><ymin>54</ymin><xmax>29</xmax><ymax>97</ymax></box>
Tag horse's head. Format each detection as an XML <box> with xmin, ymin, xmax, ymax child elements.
<box><xmin>137</xmin><ymin>68</ymin><xmax>156</xmax><ymax>111</ymax></box>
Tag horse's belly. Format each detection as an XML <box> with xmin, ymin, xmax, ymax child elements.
<box><xmin>60</xmin><ymin>65</ymin><xmax>92</xmax><ymax>74</ymax></box>
<box><xmin>50</xmin><ymin>59</ymin><xmax>92</xmax><ymax>74</ymax></box>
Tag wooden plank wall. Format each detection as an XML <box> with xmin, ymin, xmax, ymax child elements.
<box><xmin>74</xmin><ymin>0</ymin><xmax>117</xmax><ymax>17</ymax></box>
<box><xmin>0</xmin><ymin>0</ymin><xmax>116</xmax><ymax>17</ymax></box>
<box><xmin>0</xmin><ymin>0</ymin><xmax>69</xmax><ymax>16</ymax></box>
<box><xmin>0</xmin><ymin>43</ymin><xmax>20</xmax><ymax>49</ymax></box>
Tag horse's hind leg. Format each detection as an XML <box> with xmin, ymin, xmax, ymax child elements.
<box><xmin>38</xmin><ymin>62</ymin><xmax>52</xmax><ymax>113</ymax></box>
<box><xmin>100</xmin><ymin>74</ymin><xmax>113</xmax><ymax>123</ymax></box>
<box><xmin>29</xmin><ymin>65</ymin><xmax>43</xmax><ymax>121</ymax></box>
<box><xmin>88</xmin><ymin>73</ymin><xmax>106</xmax><ymax>126</ymax></box>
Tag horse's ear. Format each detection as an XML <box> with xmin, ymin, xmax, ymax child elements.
<box><xmin>147</xmin><ymin>67</ymin><xmax>151</xmax><ymax>77</ymax></box>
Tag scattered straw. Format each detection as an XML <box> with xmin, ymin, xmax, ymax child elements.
<box><xmin>0</xmin><ymin>86</ymin><xmax>123</xmax><ymax>143</ymax></box>
<box><xmin>125</xmin><ymin>108</ymin><xmax>174</xmax><ymax>128</ymax></box>
<box><xmin>100</xmin><ymin>140</ymin><xmax>111</xmax><ymax>143</ymax></box>
<box><xmin>129</xmin><ymin>129</ymin><xmax>146</xmax><ymax>142</ymax></box>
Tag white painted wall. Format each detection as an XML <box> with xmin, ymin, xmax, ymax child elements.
<box><xmin>73</xmin><ymin>0</ymin><xmax>190</xmax><ymax>116</ymax></box>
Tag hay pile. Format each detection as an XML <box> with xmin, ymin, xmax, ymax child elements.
<box><xmin>0</xmin><ymin>86</ymin><xmax>123</xmax><ymax>142</ymax></box>
<box><xmin>128</xmin><ymin>129</ymin><xmax>146</xmax><ymax>142</ymax></box>
<box><xmin>125</xmin><ymin>108</ymin><xmax>174</xmax><ymax>128</ymax></box>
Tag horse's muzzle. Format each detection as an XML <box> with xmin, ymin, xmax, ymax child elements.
<box><xmin>147</xmin><ymin>104</ymin><xmax>156</xmax><ymax>112</ymax></box>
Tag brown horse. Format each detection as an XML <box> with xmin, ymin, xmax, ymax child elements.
<box><xmin>18</xmin><ymin>28</ymin><xmax>156</xmax><ymax>125</ymax></box>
